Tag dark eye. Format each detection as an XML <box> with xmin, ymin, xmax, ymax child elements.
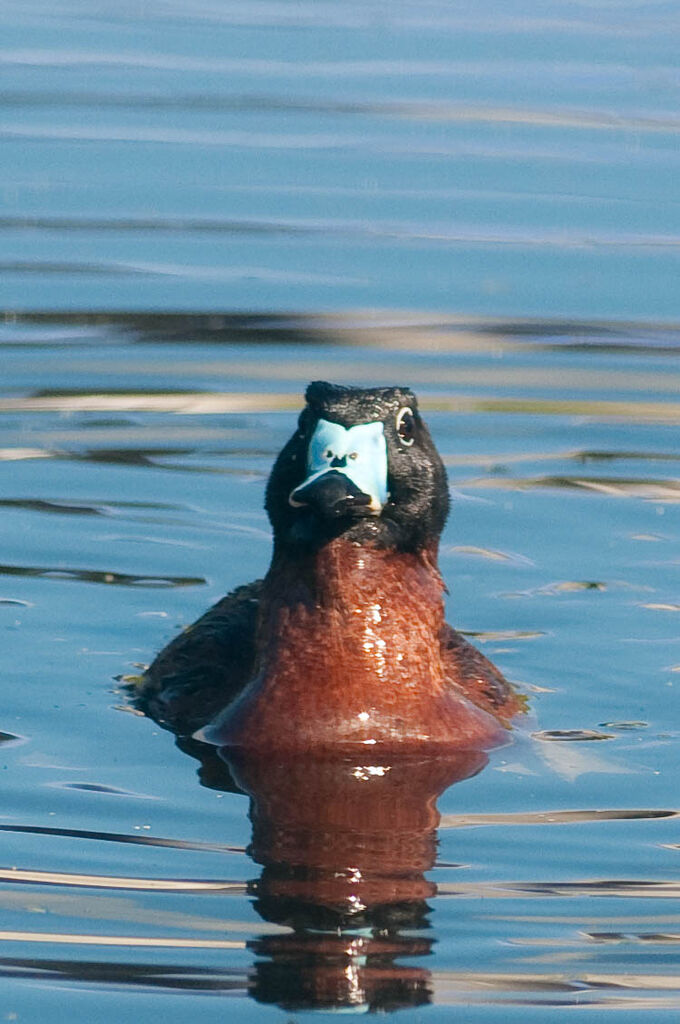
<box><xmin>396</xmin><ymin>406</ymin><xmax>415</xmax><ymax>446</ymax></box>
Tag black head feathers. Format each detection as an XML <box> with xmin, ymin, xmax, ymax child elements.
<box><xmin>265</xmin><ymin>382</ymin><xmax>449</xmax><ymax>554</ymax></box>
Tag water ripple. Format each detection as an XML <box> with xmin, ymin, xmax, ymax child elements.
<box><xmin>439</xmin><ymin>808</ymin><xmax>676</xmax><ymax>829</ymax></box>
<box><xmin>3</xmin><ymin>213</ymin><xmax>680</xmax><ymax>251</ymax></box>
<box><xmin>0</xmin><ymin>955</ymin><xmax>247</xmax><ymax>991</ymax></box>
<box><xmin>0</xmin><ymin>563</ymin><xmax>205</xmax><ymax>588</ymax></box>
<box><xmin>0</xmin><ymin>930</ymin><xmax>246</xmax><ymax>949</ymax></box>
<box><xmin>3</xmin><ymin>94</ymin><xmax>680</xmax><ymax>133</ymax></box>
<box><xmin>469</xmin><ymin>474</ymin><xmax>680</xmax><ymax>496</ymax></box>
<box><xmin>534</xmin><ymin>729</ymin><xmax>615</xmax><ymax>742</ymax></box>
<box><xmin>438</xmin><ymin>880</ymin><xmax>680</xmax><ymax>899</ymax></box>
<box><xmin>0</xmin><ymin>823</ymin><xmax>245</xmax><ymax>854</ymax></box>
<box><xmin>3</xmin><ymin>48</ymin><xmax>679</xmax><ymax>82</ymax></box>
<box><xmin>0</xmin><ymin>867</ymin><xmax>245</xmax><ymax>893</ymax></box>
<box><xmin>462</xmin><ymin>629</ymin><xmax>546</xmax><ymax>642</ymax></box>
<box><xmin>0</xmin><ymin>731</ymin><xmax>23</xmax><ymax>745</ymax></box>
<box><xmin>4</xmin><ymin>311</ymin><xmax>679</xmax><ymax>353</ymax></box>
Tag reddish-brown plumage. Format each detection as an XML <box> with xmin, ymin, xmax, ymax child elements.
<box><xmin>231</xmin><ymin>751</ymin><xmax>484</xmax><ymax>1008</ymax></box>
<box><xmin>202</xmin><ymin>538</ymin><xmax>515</xmax><ymax>753</ymax></box>
<box><xmin>231</xmin><ymin>750</ymin><xmax>486</xmax><ymax>912</ymax></box>
<box><xmin>141</xmin><ymin>381</ymin><xmax>525</xmax><ymax>755</ymax></box>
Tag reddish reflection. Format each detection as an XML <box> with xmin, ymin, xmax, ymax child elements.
<box><xmin>219</xmin><ymin>747</ymin><xmax>488</xmax><ymax>1012</ymax></box>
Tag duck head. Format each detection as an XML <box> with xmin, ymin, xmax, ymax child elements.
<box><xmin>266</xmin><ymin>381</ymin><xmax>449</xmax><ymax>554</ymax></box>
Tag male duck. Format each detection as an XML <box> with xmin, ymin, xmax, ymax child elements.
<box><xmin>137</xmin><ymin>382</ymin><xmax>523</xmax><ymax>752</ymax></box>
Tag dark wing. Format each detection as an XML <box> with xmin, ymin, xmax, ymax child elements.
<box><xmin>440</xmin><ymin>623</ymin><xmax>525</xmax><ymax>725</ymax></box>
<box><xmin>133</xmin><ymin>580</ymin><xmax>262</xmax><ymax>736</ymax></box>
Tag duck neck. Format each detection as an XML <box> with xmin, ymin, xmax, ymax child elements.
<box><xmin>256</xmin><ymin>536</ymin><xmax>447</xmax><ymax>691</ymax></box>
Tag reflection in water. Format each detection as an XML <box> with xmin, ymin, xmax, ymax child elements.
<box><xmin>196</xmin><ymin>745</ymin><xmax>487</xmax><ymax>1013</ymax></box>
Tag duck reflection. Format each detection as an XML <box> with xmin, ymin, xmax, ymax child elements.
<box><xmin>181</xmin><ymin>739</ymin><xmax>487</xmax><ymax>1012</ymax></box>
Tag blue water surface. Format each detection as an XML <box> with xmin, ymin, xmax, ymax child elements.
<box><xmin>2</xmin><ymin>1</ymin><xmax>680</xmax><ymax>1019</ymax></box>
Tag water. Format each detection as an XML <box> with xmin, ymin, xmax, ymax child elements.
<box><xmin>2</xmin><ymin>1</ymin><xmax>680</xmax><ymax>1020</ymax></box>
<box><xmin>3</xmin><ymin>0</ymin><xmax>680</xmax><ymax>319</ymax></box>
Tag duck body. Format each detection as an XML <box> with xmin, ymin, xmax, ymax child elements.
<box><xmin>137</xmin><ymin>382</ymin><xmax>523</xmax><ymax>752</ymax></box>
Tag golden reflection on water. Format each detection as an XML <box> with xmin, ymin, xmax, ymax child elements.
<box><xmin>13</xmin><ymin>358</ymin><xmax>680</xmax><ymax>395</ymax></box>
<box><xmin>0</xmin><ymin>867</ymin><xmax>240</xmax><ymax>891</ymax></box>
<box><xmin>0</xmin><ymin>931</ymin><xmax>245</xmax><ymax>949</ymax></box>
<box><xmin>3</xmin><ymin>391</ymin><xmax>680</xmax><ymax>425</ymax></box>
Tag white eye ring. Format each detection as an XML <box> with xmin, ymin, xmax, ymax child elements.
<box><xmin>396</xmin><ymin>406</ymin><xmax>415</xmax><ymax>446</ymax></box>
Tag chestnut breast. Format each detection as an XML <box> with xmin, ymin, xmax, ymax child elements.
<box><xmin>202</xmin><ymin>539</ymin><xmax>507</xmax><ymax>753</ymax></box>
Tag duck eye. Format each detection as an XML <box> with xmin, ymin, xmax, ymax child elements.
<box><xmin>396</xmin><ymin>407</ymin><xmax>415</xmax><ymax>446</ymax></box>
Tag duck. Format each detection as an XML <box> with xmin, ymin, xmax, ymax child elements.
<box><xmin>135</xmin><ymin>381</ymin><xmax>524</xmax><ymax>753</ymax></box>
